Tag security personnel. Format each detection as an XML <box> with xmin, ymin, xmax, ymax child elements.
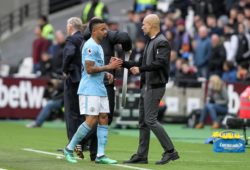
<box><xmin>122</xmin><ymin>14</ymin><xmax>179</xmax><ymax>165</ymax></box>
<box><xmin>82</xmin><ymin>0</ymin><xmax>109</xmax><ymax>24</ymax></box>
<box><xmin>83</xmin><ymin>25</ymin><xmax>132</xmax><ymax>125</ymax></box>
<box><xmin>38</xmin><ymin>15</ymin><xmax>54</xmax><ymax>41</ymax></box>
<box><xmin>134</xmin><ymin>0</ymin><xmax>157</xmax><ymax>13</ymax></box>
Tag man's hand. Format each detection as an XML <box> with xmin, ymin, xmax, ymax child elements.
<box><xmin>106</xmin><ymin>72</ymin><xmax>114</xmax><ymax>84</ymax></box>
<box><xmin>110</xmin><ymin>57</ymin><xmax>123</xmax><ymax>63</ymax></box>
<box><xmin>108</xmin><ymin>58</ymin><xmax>123</xmax><ymax>70</ymax></box>
<box><xmin>130</xmin><ymin>67</ymin><xmax>140</xmax><ymax>75</ymax></box>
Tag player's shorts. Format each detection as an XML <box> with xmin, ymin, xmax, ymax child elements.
<box><xmin>79</xmin><ymin>95</ymin><xmax>110</xmax><ymax>115</ymax></box>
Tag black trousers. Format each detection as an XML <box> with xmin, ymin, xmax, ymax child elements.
<box><xmin>64</xmin><ymin>78</ymin><xmax>82</xmax><ymax>140</ymax></box>
<box><xmin>105</xmin><ymin>85</ymin><xmax>115</xmax><ymax>125</ymax></box>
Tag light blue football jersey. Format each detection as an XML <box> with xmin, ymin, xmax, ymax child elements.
<box><xmin>77</xmin><ymin>38</ymin><xmax>107</xmax><ymax>96</ymax></box>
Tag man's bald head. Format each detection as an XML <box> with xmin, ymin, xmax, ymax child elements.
<box><xmin>144</xmin><ymin>14</ymin><xmax>160</xmax><ymax>28</ymax></box>
<box><xmin>142</xmin><ymin>14</ymin><xmax>160</xmax><ymax>37</ymax></box>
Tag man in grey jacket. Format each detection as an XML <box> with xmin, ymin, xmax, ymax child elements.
<box><xmin>120</xmin><ymin>14</ymin><xmax>179</xmax><ymax>165</ymax></box>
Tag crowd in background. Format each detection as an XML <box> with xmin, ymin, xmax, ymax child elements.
<box><xmin>1</xmin><ymin>0</ymin><xmax>250</xmax><ymax>85</ymax></box>
<box><xmin>126</xmin><ymin>0</ymin><xmax>250</xmax><ymax>86</ymax></box>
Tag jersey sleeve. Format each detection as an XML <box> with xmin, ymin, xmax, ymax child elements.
<box><xmin>84</xmin><ymin>43</ymin><xmax>97</xmax><ymax>62</ymax></box>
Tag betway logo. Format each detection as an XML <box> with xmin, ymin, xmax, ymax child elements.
<box><xmin>0</xmin><ymin>79</ymin><xmax>45</xmax><ymax>109</ymax></box>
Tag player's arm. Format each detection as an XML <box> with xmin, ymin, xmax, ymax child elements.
<box><xmin>85</xmin><ymin>60</ymin><xmax>122</xmax><ymax>74</ymax></box>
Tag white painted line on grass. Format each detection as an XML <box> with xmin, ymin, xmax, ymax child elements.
<box><xmin>22</xmin><ymin>148</ymin><xmax>152</xmax><ymax>170</ymax></box>
<box><xmin>112</xmin><ymin>164</ymin><xmax>152</xmax><ymax>170</ymax></box>
<box><xmin>23</xmin><ymin>148</ymin><xmax>63</xmax><ymax>157</ymax></box>
<box><xmin>0</xmin><ymin>168</ymin><xmax>7</xmax><ymax>170</ymax></box>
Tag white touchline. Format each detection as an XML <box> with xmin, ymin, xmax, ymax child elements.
<box><xmin>0</xmin><ymin>168</ymin><xmax>7</xmax><ymax>170</ymax></box>
<box><xmin>22</xmin><ymin>148</ymin><xmax>153</xmax><ymax>170</ymax></box>
<box><xmin>112</xmin><ymin>164</ymin><xmax>153</xmax><ymax>170</ymax></box>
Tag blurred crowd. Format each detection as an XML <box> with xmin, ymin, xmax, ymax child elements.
<box><xmin>126</xmin><ymin>0</ymin><xmax>250</xmax><ymax>86</ymax></box>
<box><xmin>1</xmin><ymin>0</ymin><xmax>250</xmax><ymax>85</ymax></box>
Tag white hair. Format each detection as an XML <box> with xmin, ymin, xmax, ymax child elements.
<box><xmin>67</xmin><ymin>17</ymin><xmax>83</xmax><ymax>31</ymax></box>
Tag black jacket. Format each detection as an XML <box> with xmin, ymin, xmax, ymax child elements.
<box><xmin>83</xmin><ymin>28</ymin><xmax>132</xmax><ymax>85</ymax></box>
<box><xmin>62</xmin><ymin>31</ymin><xmax>84</xmax><ymax>83</ymax></box>
<box><xmin>208</xmin><ymin>45</ymin><xmax>226</xmax><ymax>75</ymax></box>
<box><xmin>123</xmin><ymin>33</ymin><xmax>170</xmax><ymax>88</ymax></box>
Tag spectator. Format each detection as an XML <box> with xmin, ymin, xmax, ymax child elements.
<box><xmin>237</xmin><ymin>62</ymin><xmax>250</xmax><ymax>81</ymax></box>
<box><xmin>165</xmin><ymin>30</ymin><xmax>178</xmax><ymax>52</ymax></box>
<box><xmin>175</xmin><ymin>61</ymin><xmax>197</xmax><ymax>87</ymax></box>
<box><xmin>126</xmin><ymin>10</ymin><xmax>141</xmax><ymax>43</ymax></box>
<box><xmin>193</xmin><ymin>25</ymin><xmax>211</xmax><ymax>78</ymax></box>
<box><xmin>174</xmin><ymin>18</ymin><xmax>192</xmax><ymax>59</ymax></box>
<box><xmin>32</xmin><ymin>26</ymin><xmax>50</xmax><ymax>74</ymax></box>
<box><xmin>206</xmin><ymin>15</ymin><xmax>223</xmax><ymax>36</ymax></box>
<box><xmin>222</xmin><ymin>61</ymin><xmax>237</xmax><ymax>83</ymax></box>
<box><xmin>128</xmin><ymin>38</ymin><xmax>145</xmax><ymax>84</ymax></box>
<box><xmin>195</xmin><ymin>75</ymin><xmax>228</xmax><ymax>129</ymax></box>
<box><xmin>169</xmin><ymin>50</ymin><xmax>178</xmax><ymax>79</ymax></box>
<box><xmin>50</xmin><ymin>30</ymin><xmax>66</xmax><ymax>75</ymax></box>
<box><xmin>223</xmin><ymin>23</ymin><xmax>238</xmax><ymax>63</ymax></box>
<box><xmin>235</xmin><ymin>23</ymin><xmax>250</xmax><ymax>65</ymax></box>
<box><xmin>208</xmin><ymin>34</ymin><xmax>226</xmax><ymax>76</ymax></box>
<box><xmin>38</xmin><ymin>15</ymin><xmax>55</xmax><ymax>41</ymax></box>
<box><xmin>133</xmin><ymin>0</ymin><xmax>157</xmax><ymax>13</ymax></box>
<box><xmin>26</xmin><ymin>80</ymin><xmax>63</xmax><ymax>128</ymax></box>
<box><xmin>81</xmin><ymin>0</ymin><xmax>109</xmax><ymax>23</ymax></box>
<box><xmin>40</xmin><ymin>52</ymin><xmax>53</xmax><ymax>77</ymax></box>
<box><xmin>228</xmin><ymin>7</ymin><xmax>239</xmax><ymax>32</ymax></box>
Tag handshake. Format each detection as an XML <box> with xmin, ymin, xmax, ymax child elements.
<box><xmin>109</xmin><ymin>57</ymin><xmax>140</xmax><ymax>75</ymax></box>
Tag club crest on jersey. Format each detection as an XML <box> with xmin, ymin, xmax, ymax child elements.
<box><xmin>88</xmin><ymin>48</ymin><xmax>92</xmax><ymax>54</ymax></box>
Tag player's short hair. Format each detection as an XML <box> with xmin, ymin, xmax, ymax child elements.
<box><xmin>89</xmin><ymin>18</ymin><xmax>105</xmax><ymax>33</ymax></box>
<box><xmin>67</xmin><ymin>17</ymin><xmax>83</xmax><ymax>31</ymax></box>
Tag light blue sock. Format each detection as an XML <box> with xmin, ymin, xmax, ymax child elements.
<box><xmin>97</xmin><ymin>124</ymin><xmax>108</xmax><ymax>157</ymax></box>
<box><xmin>67</xmin><ymin>122</ymin><xmax>90</xmax><ymax>151</ymax></box>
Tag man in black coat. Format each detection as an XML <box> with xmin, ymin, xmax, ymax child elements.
<box><xmin>120</xmin><ymin>14</ymin><xmax>179</xmax><ymax>165</ymax></box>
<box><xmin>208</xmin><ymin>34</ymin><xmax>226</xmax><ymax>77</ymax></box>
<box><xmin>83</xmin><ymin>25</ymin><xmax>132</xmax><ymax>125</ymax></box>
<box><xmin>62</xmin><ymin>17</ymin><xmax>89</xmax><ymax>159</ymax></box>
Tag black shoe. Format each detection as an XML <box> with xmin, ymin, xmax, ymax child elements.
<box><xmin>155</xmin><ymin>151</ymin><xmax>180</xmax><ymax>165</ymax></box>
<box><xmin>75</xmin><ymin>145</ymin><xmax>84</xmax><ymax>159</ymax></box>
<box><xmin>123</xmin><ymin>154</ymin><xmax>148</xmax><ymax>164</ymax></box>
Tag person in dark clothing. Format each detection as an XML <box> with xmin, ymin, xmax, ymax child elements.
<box><xmin>175</xmin><ymin>61</ymin><xmax>198</xmax><ymax>87</ymax></box>
<box><xmin>40</xmin><ymin>52</ymin><xmax>53</xmax><ymax>77</ymax></box>
<box><xmin>83</xmin><ymin>25</ymin><xmax>132</xmax><ymax>125</ymax></box>
<box><xmin>62</xmin><ymin>17</ymin><xmax>90</xmax><ymax>160</ymax></box>
<box><xmin>208</xmin><ymin>34</ymin><xmax>226</xmax><ymax>77</ymax></box>
<box><xmin>50</xmin><ymin>30</ymin><xmax>66</xmax><ymax>75</ymax></box>
<box><xmin>235</xmin><ymin>23</ymin><xmax>250</xmax><ymax>65</ymax></box>
<box><xmin>121</xmin><ymin>14</ymin><xmax>179</xmax><ymax>165</ymax></box>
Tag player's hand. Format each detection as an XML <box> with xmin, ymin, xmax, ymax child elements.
<box><xmin>130</xmin><ymin>67</ymin><xmax>140</xmax><ymax>75</ymax></box>
<box><xmin>108</xmin><ymin>58</ymin><xmax>123</xmax><ymax>70</ymax></box>
<box><xmin>106</xmin><ymin>73</ymin><xmax>114</xmax><ymax>84</ymax></box>
<box><xmin>110</xmin><ymin>57</ymin><xmax>123</xmax><ymax>63</ymax></box>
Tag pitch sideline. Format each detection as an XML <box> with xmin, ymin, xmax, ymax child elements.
<box><xmin>22</xmin><ymin>148</ymin><xmax>152</xmax><ymax>170</ymax></box>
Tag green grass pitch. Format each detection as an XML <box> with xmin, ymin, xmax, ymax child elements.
<box><xmin>0</xmin><ymin>120</ymin><xmax>250</xmax><ymax>170</ymax></box>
